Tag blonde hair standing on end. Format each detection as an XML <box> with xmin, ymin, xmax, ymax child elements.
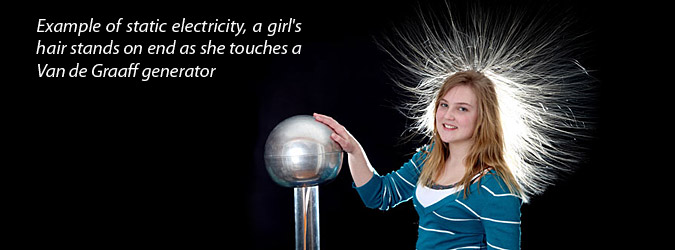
<box><xmin>418</xmin><ymin>71</ymin><xmax>521</xmax><ymax>197</ymax></box>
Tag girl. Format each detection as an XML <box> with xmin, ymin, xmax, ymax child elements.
<box><xmin>315</xmin><ymin>71</ymin><xmax>521</xmax><ymax>249</ymax></box>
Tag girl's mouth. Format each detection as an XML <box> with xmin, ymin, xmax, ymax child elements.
<box><xmin>443</xmin><ymin>123</ymin><xmax>458</xmax><ymax>129</ymax></box>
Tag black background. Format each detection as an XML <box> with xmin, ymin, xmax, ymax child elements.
<box><xmin>18</xmin><ymin>0</ymin><xmax>662</xmax><ymax>248</ymax></box>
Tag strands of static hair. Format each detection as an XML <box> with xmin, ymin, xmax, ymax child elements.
<box><xmin>379</xmin><ymin>1</ymin><xmax>596</xmax><ymax>202</ymax></box>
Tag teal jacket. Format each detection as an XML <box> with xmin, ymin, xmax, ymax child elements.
<box><xmin>354</xmin><ymin>146</ymin><xmax>521</xmax><ymax>249</ymax></box>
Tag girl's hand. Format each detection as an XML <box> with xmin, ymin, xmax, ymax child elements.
<box><xmin>314</xmin><ymin>113</ymin><xmax>374</xmax><ymax>187</ymax></box>
<box><xmin>313</xmin><ymin>113</ymin><xmax>358</xmax><ymax>154</ymax></box>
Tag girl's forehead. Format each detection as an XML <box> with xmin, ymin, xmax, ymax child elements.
<box><xmin>441</xmin><ymin>85</ymin><xmax>477</xmax><ymax>104</ymax></box>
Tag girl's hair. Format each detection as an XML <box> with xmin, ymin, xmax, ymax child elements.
<box><xmin>418</xmin><ymin>71</ymin><xmax>521</xmax><ymax>197</ymax></box>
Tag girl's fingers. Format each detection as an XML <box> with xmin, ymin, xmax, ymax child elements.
<box><xmin>314</xmin><ymin>113</ymin><xmax>343</xmax><ymax>134</ymax></box>
<box><xmin>331</xmin><ymin>133</ymin><xmax>344</xmax><ymax>145</ymax></box>
<box><xmin>331</xmin><ymin>132</ymin><xmax>351</xmax><ymax>152</ymax></box>
<box><xmin>315</xmin><ymin>113</ymin><xmax>353</xmax><ymax>152</ymax></box>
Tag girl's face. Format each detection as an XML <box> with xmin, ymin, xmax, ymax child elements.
<box><xmin>435</xmin><ymin>85</ymin><xmax>479</xmax><ymax>146</ymax></box>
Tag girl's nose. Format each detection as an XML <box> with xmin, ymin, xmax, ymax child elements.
<box><xmin>443</xmin><ymin>109</ymin><xmax>455</xmax><ymax>120</ymax></box>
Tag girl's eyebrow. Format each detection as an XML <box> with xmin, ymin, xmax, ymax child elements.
<box><xmin>441</xmin><ymin>98</ymin><xmax>474</xmax><ymax>107</ymax></box>
<box><xmin>455</xmin><ymin>102</ymin><xmax>474</xmax><ymax>107</ymax></box>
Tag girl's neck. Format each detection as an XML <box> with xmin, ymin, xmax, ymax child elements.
<box><xmin>435</xmin><ymin>140</ymin><xmax>473</xmax><ymax>185</ymax></box>
<box><xmin>446</xmin><ymin>140</ymin><xmax>473</xmax><ymax>168</ymax></box>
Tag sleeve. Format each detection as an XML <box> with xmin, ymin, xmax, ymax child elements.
<box><xmin>353</xmin><ymin>146</ymin><xmax>427</xmax><ymax>211</ymax></box>
<box><xmin>479</xmin><ymin>174</ymin><xmax>522</xmax><ymax>250</ymax></box>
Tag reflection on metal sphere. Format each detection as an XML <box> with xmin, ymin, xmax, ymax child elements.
<box><xmin>264</xmin><ymin>115</ymin><xmax>344</xmax><ymax>187</ymax></box>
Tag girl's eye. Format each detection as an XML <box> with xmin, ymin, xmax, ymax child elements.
<box><xmin>440</xmin><ymin>103</ymin><xmax>449</xmax><ymax>108</ymax></box>
<box><xmin>458</xmin><ymin>107</ymin><xmax>468</xmax><ymax>112</ymax></box>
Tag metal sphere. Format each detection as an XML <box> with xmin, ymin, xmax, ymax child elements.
<box><xmin>264</xmin><ymin>115</ymin><xmax>344</xmax><ymax>187</ymax></box>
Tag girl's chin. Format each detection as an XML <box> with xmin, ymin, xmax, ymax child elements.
<box><xmin>439</xmin><ymin>135</ymin><xmax>472</xmax><ymax>145</ymax></box>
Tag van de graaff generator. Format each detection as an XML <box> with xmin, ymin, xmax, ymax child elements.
<box><xmin>263</xmin><ymin>115</ymin><xmax>343</xmax><ymax>250</ymax></box>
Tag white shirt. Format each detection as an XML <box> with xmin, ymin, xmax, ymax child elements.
<box><xmin>415</xmin><ymin>170</ymin><xmax>487</xmax><ymax>208</ymax></box>
<box><xmin>416</xmin><ymin>184</ymin><xmax>462</xmax><ymax>207</ymax></box>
